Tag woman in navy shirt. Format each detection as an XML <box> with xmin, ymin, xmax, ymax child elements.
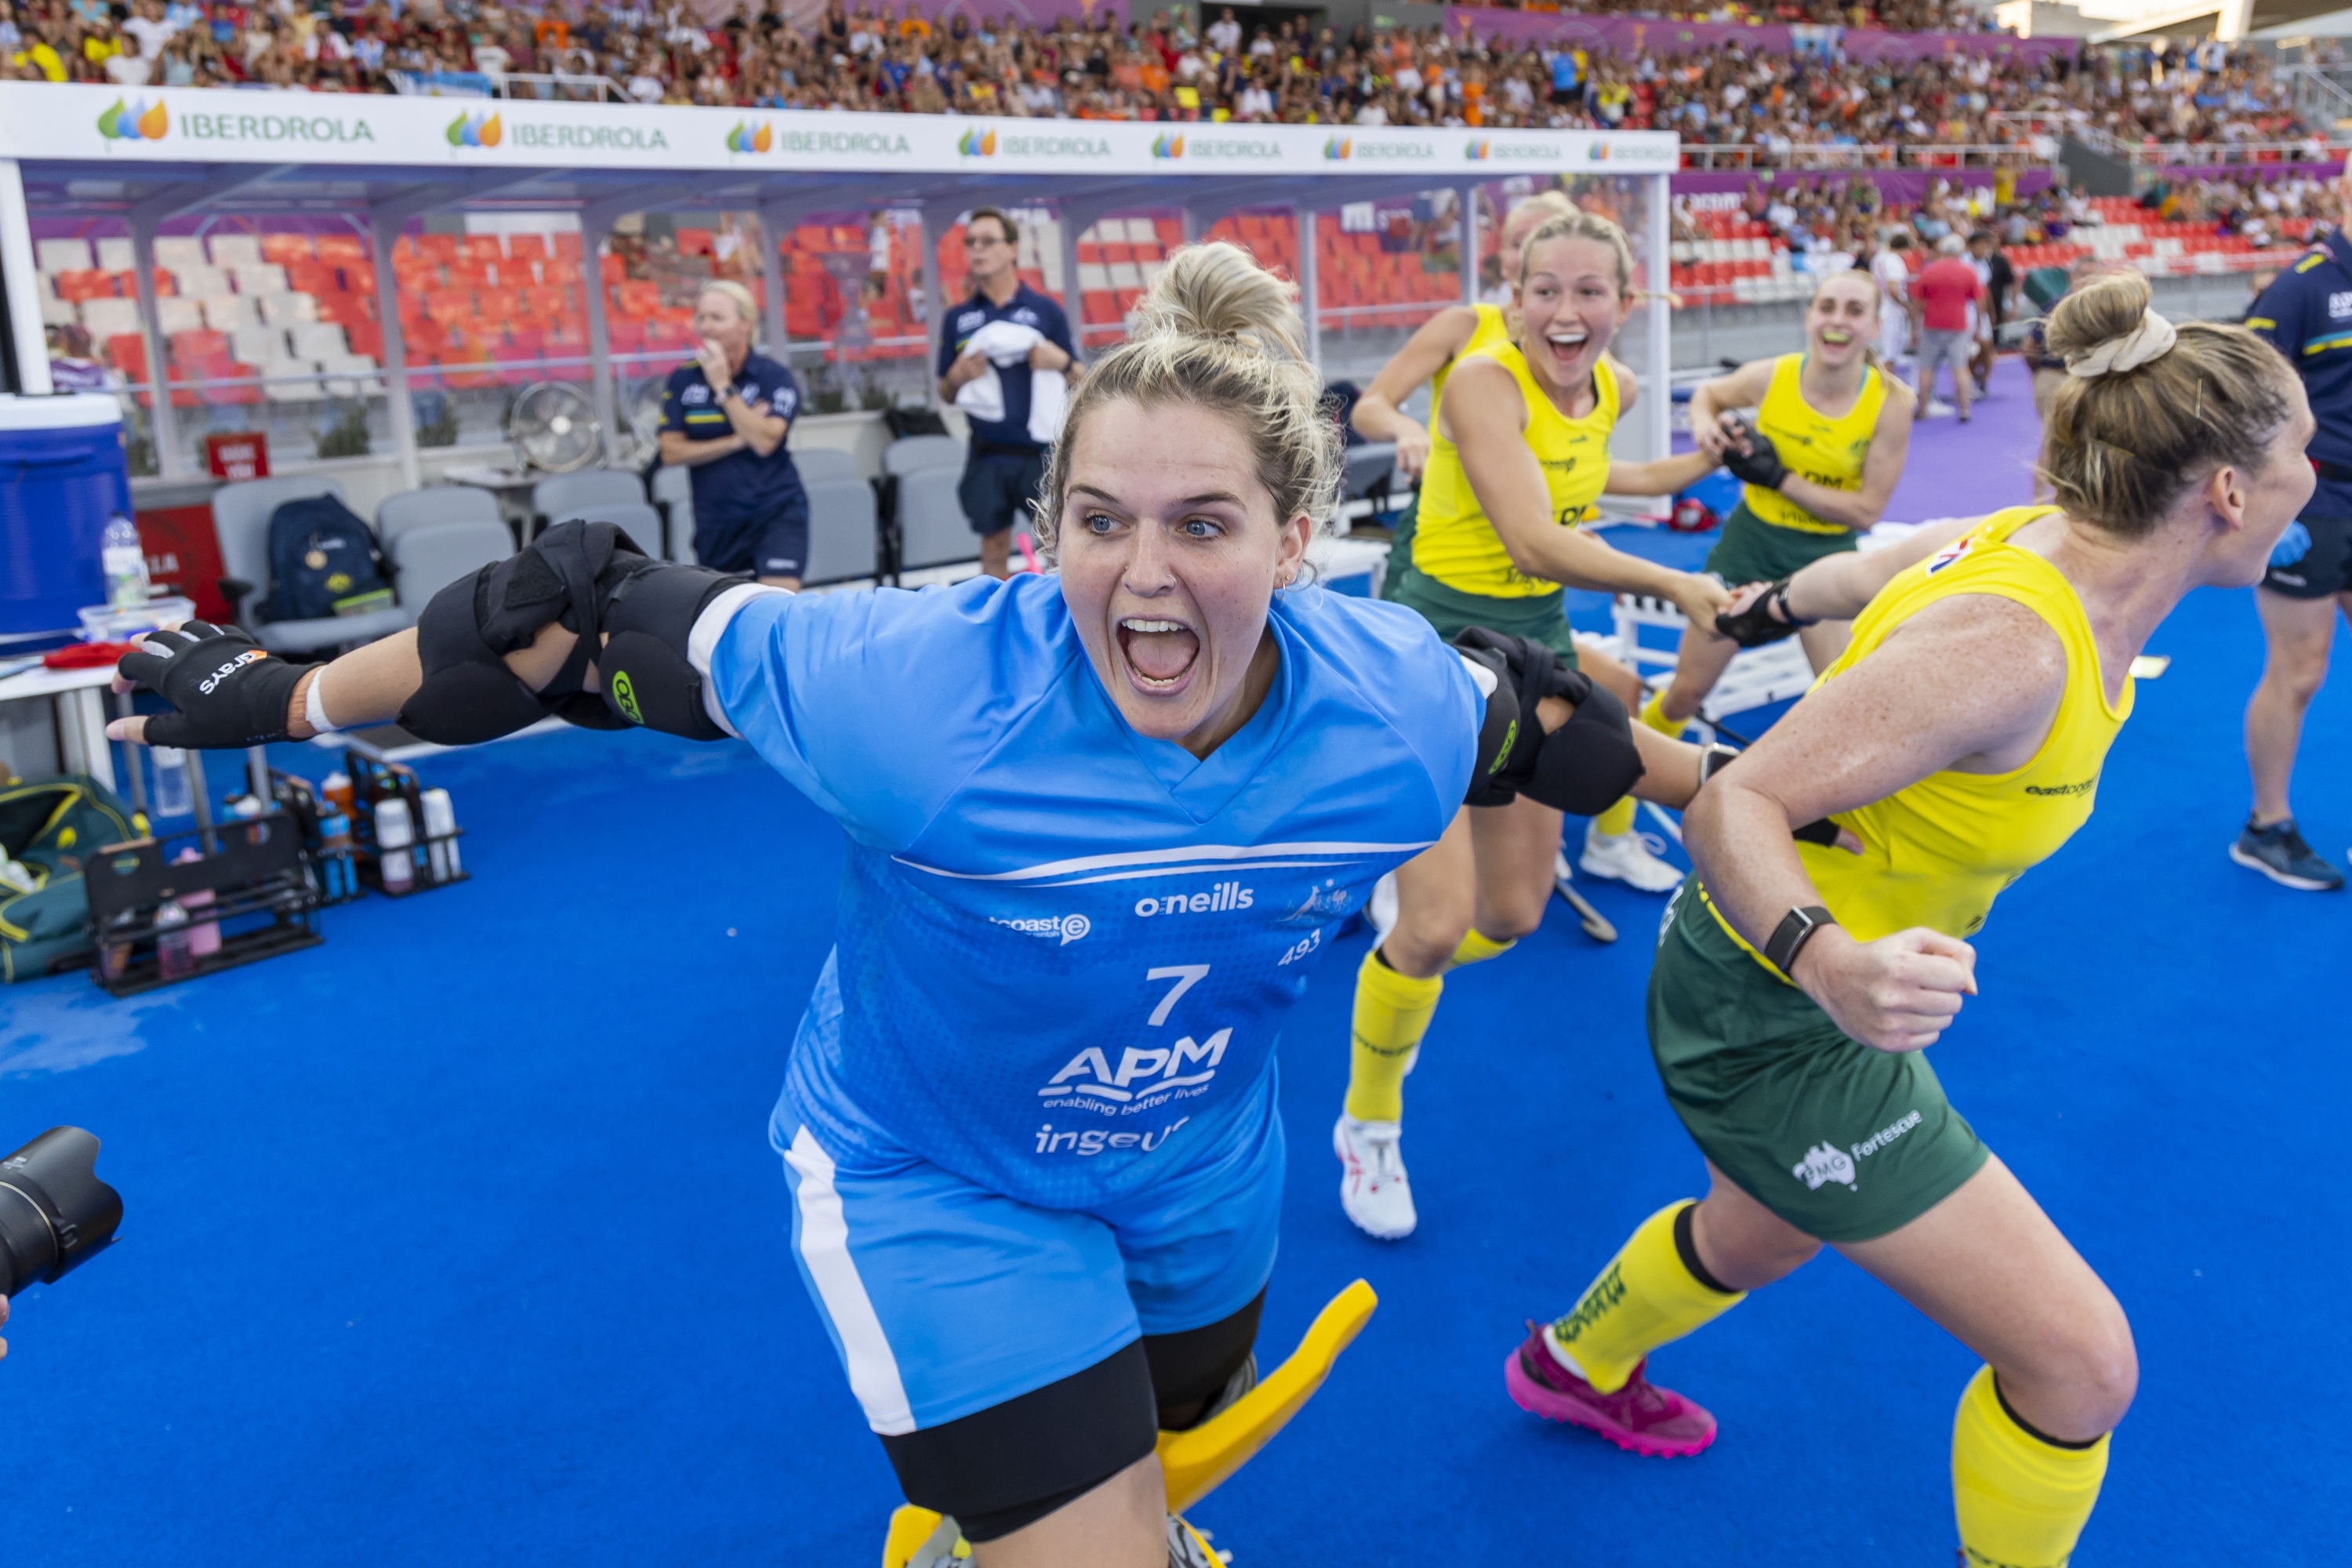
<box><xmin>659</xmin><ymin>281</ymin><xmax>808</xmax><ymax>587</ymax></box>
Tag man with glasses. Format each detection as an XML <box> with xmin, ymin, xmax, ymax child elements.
<box><xmin>936</xmin><ymin>208</ymin><xmax>1079</xmax><ymax>578</ymax></box>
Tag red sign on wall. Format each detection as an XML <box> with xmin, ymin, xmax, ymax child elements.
<box><xmin>205</xmin><ymin>432</ymin><xmax>270</xmax><ymax>482</ymax></box>
<box><xmin>133</xmin><ymin>504</ymin><xmax>232</xmax><ymax>623</ymax></box>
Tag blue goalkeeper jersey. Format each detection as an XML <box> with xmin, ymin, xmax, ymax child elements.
<box><xmin>707</xmin><ymin>574</ymin><xmax>1479</xmax><ymax>1210</ymax></box>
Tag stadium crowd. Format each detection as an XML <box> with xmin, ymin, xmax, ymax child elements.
<box><xmin>0</xmin><ymin>0</ymin><xmax>2311</xmax><ymax>154</ymax></box>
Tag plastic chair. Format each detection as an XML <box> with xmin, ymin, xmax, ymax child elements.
<box><xmin>895</xmin><ymin>467</ymin><xmax>977</xmax><ymax>574</ymax></box>
<box><xmin>564</xmin><ymin>501</ymin><xmax>666</xmax><ymax>555</ymax></box>
<box><xmin>390</xmin><ymin>520</ymin><xmax>514</xmax><ymax>609</ymax></box>
<box><xmin>532</xmin><ymin>468</ymin><xmax>645</xmax><ymax>532</ymax></box>
<box><xmin>1341</xmin><ymin>441</ymin><xmax>1398</xmax><ymax>502</ymax></box>
<box><xmin>790</xmin><ymin>446</ymin><xmax>862</xmax><ymax>487</ymax></box>
<box><xmin>882</xmin><ymin>434</ymin><xmax>964</xmax><ymax>477</ymax></box>
<box><xmin>210</xmin><ymin>474</ymin><xmax>412</xmax><ymax>655</ymax></box>
<box><xmin>805</xmin><ymin>478</ymin><xmax>879</xmax><ymax>585</ymax></box>
<box><xmin>377</xmin><ymin>483</ymin><xmax>509</xmax><ymax>561</ymax></box>
<box><xmin>648</xmin><ymin>465</ymin><xmax>695</xmax><ymax>562</ymax></box>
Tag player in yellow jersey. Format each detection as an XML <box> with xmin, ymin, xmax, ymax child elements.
<box><xmin>1335</xmin><ymin>212</ymin><xmax>1733</xmax><ymax>1240</ymax></box>
<box><xmin>1505</xmin><ymin>271</ymin><xmax>2313</xmax><ymax>1568</ymax></box>
<box><xmin>1350</xmin><ymin>190</ymin><xmax>1599</xmax><ymax>481</ymax></box>
<box><xmin>1652</xmin><ymin>268</ymin><xmax>1916</xmax><ymax>738</ymax></box>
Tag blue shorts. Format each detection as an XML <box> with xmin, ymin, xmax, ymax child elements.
<box><xmin>695</xmin><ymin>488</ymin><xmax>811</xmax><ymax>579</ymax></box>
<box><xmin>957</xmin><ymin>447</ymin><xmax>1046</xmax><ymax>538</ymax></box>
<box><xmin>775</xmin><ymin>1096</ymin><xmax>1283</xmax><ymax>1436</ymax></box>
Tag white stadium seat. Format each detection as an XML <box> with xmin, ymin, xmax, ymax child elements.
<box><xmin>229</xmin><ymin>325</ymin><xmax>285</xmax><ymax>365</ymax></box>
<box><xmin>233</xmin><ymin>263</ymin><xmax>289</xmax><ymax>295</ymax></box>
<box><xmin>35</xmin><ymin>238</ymin><xmax>93</xmax><ymax>272</ymax></box>
<box><xmin>203</xmin><ymin>295</ymin><xmax>260</xmax><ymax>331</ymax></box>
<box><xmin>256</xmin><ymin>292</ymin><xmax>318</xmax><ymax>325</ymax></box>
<box><xmin>154</xmin><ymin>237</ymin><xmax>205</xmax><ymax>271</ymax></box>
<box><xmin>80</xmin><ymin>297</ymin><xmax>143</xmax><ymax>338</ymax></box>
<box><xmin>95</xmin><ymin>237</ymin><xmax>136</xmax><ymax>273</ymax></box>
<box><xmin>156</xmin><ymin>297</ymin><xmax>202</xmax><ymax>334</ymax></box>
<box><xmin>291</xmin><ymin>322</ymin><xmax>349</xmax><ymax>359</ymax></box>
<box><xmin>207</xmin><ymin>234</ymin><xmax>262</xmax><ymax>270</ymax></box>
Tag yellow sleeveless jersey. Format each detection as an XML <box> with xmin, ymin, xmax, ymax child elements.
<box><xmin>1742</xmin><ymin>353</ymin><xmax>1886</xmax><ymax>535</ymax></box>
<box><xmin>1710</xmin><ymin>505</ymin><xmax>2132</xmax><ymax>970</ymax></box>
<box><xmin>1410</xmin><ymin>342</ymin><xmax>1618</xmax><ymax>600</ymax></box>
<box><xmin>1427</xmin><ymin>302</ymin><xmax>1509</xmax><ymax>414</ymax></box>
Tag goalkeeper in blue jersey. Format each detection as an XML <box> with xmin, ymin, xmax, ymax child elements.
<box><xmin>109</xmin><ymin>243</ymin><xmax>1713</xmax><ymax>1565</ymax></box>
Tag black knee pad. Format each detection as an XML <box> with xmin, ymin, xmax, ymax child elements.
<box><xmin>1524</xmin><ymin>681</ymin><xmax>1646</xmax><ymax>816</ymax></box>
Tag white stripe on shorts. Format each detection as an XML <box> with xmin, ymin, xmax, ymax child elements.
<box><xmin>785</xmin><ymin>1127</ymin><xmax>916</xmax><ymax>1435</ymax></box>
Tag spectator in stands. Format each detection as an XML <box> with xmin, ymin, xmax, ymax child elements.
<box><xmin>45</xmin><ymin>323</ymin><xmax>111</xmax><ymax>394</ymax></box>
<box><xmin>1912</xmin><ymin>232</ymin><xmax>1983</xmax><ymax>422</ymax></box>
<box><xmin>935</xmin><ymin>207</ymin><xmax>1077</xmax><ymax>581</ymax></box>
<box><xmin>657</xmin><ymin>280</ymin><xmax>808</xmax><ymax>589</ymax></box>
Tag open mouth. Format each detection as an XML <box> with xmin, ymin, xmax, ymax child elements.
<box><xmin>1116</xmin><ymin>616</ymin><xmax>1201</xmax><ymax>691</ymax></box>
<box><xmin>1544</xmin><ymin>327</ymin><xmax>1591</xmax><ymax>361</ymax></box>
<box><xmin>1819</xmin><ymin>327</ymin><xmax>1856</xmax><ymax>347</ymax></box>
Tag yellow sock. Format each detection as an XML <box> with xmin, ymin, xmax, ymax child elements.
<box><xmin>1639</xmin><ymin>689</ymin><xmax>1686</xmax><ymax>738</ymax></box>
<box><xmin>1448</xmin><ymin>929</ymin><xmax>1515</xmax><ymax>969</ymax></box>
<box><xmin>1344</xmin><ymin>949</ymin><xmax>1441</xmax><ymax>1123</ymax></box>
<box><xmin>1594</xmin><ymin>796</ymin><xmax>1637</xmax><ymax>837</ymax></box>
<box><xmin>1952</xmin><ymin>1365</ymin><xmax>2110</xmax><ymax>1568</ymax></box>
<box><xmin>1545</xmin><ymin>1201</ymin><xmax>1745</xmax><ymax>1395</ymax></box>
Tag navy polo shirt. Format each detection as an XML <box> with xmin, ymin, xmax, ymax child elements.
<box><xmin>662</xmin><ymin>350</ymin><xmax>804</xmax><ymax>524</ymax></box>
<box><xmin>2249</xmin><ymin>227</ymin><xmax>2352</xmax><ymax>506</ymax></box>
<box><xmin>935</xmin><ymin>283</ymin><xmax>1075</xmax><ymax>452</ymax></box>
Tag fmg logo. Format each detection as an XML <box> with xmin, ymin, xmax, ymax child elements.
<box><xmin>1323</xmin><ymin>136</ymin><xmax>1352</xmax><ymax>160</ymax></box>
<box><xmin>98</xmin><ymin>97</ymin><xmax>168</xmax><ymax>141</ymax></box>
<box><xmin>445</xmin><ymin>111</ymin><xmax>502</xmax><ymax>148</ymax></box>
<box><xmin>725</xmin><ymin>120</ymin><xmax>773</xmax><ymax>154</ymax></box>
<box><xmin>1152</xmin><ymin>132</ymin><xmax>1185</xmax><ymax>158</ymax></box>
<box><xmin>957</xmin><ymin>125</ymin><xmax>997</xmax><ymax>157</ymax></box>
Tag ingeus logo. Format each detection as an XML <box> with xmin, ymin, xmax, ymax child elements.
<box><xmin>725</xmin><ymin>120</ymin><xmax>772</xmax><ymax>154</ymax></box>
<box><xmin>989</xmin><ymin>912</ymin><xmax>1091</xmax><ymax>945</ymax></box>
<box><xmin>99</xmin><ymin>97</ymin><xmax>168</xmax><ymax>141</ymax></box>
<box><xmin>446</xmin><ymin>110</ymin><xmax>502</xmax><ymax>148</ymax></box>
<box><xmin>957</xmin><ymin>125</ymin><xmax>997</xmax><ymax>157</ymax></box>
<box><xmin>1152</xmin><ymin>132</ymin><xmax>1185</xmax><ymax>158</ymax></box>
<box><xmin>1133</xmin><ymin>880</ymin><xmax>1253</xmax><ymax>918</ymax></box>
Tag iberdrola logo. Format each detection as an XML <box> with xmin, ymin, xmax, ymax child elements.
<box><xmin>1151</xmin><ymin>132</ymin><xmax>1184</xmax><ymax>158</ymax></box>
<box><xmin>1465</xmin><ymin>139</ymin><xmax>1491</xmax><ymax>160</ymax></box>
<box><xmin>725</xmin><ymin>120</ymin><xmax>773</xmax><ymax>154</ymax></box>
<box><xmin>98</xmin><ymin>97</ymin><xmax>169</xmax><ymax>141</ymax></box>
<box><xmin>1587</xmin><ymin>141</ymin><xmax>1611</xmax><ymax>162</ymax></box>
<box><xmin>1323</xmin><ymin>136</ymin><xmax>1352</xmax><ymax>160</ymax></box>
<box><xmin>445</xmin><ymin>110</ymin><xmax>503</xmax><ymax>148</ymax></box>
<box><xmin>956</xmin><ymin>125</ymin><xmax>996</xmax><ymax>157</ymax></box>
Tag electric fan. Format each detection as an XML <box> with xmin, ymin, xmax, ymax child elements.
<box><xmin>507</xmin><ymin>382</ymin><xmax>601</xmax><ymax>473</ymax></box>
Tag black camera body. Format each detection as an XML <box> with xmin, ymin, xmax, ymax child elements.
<box><xmin>0</xmin><ymin>1128</ymin><xmax>122</xmax><ymax>1298</ymax></box>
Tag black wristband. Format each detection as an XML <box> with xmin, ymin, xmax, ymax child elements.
<box><xmin>1763</xmin><ymin>905</ymin><xmax>1835</xmax><ymax>975</ymax></box>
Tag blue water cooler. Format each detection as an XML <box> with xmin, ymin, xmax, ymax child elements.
<box><xmin>0</xmin><ymin>394</ymin><xmax>135</xmax><ymax>641</ymax></box>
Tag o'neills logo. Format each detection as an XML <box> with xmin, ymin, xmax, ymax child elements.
<box><xmin>1184</xmin><ymin>134</ymin><xmax>1282</xmax><ymax>161</ymax></box>
<box><xmin>775</xmin><ymin>126</ymin><xmax>911</xmax><ymax>155</ymax></box>
<box><xmin>511</xmin><ymin>122</ymin><xmax>669</xmax><ymax>151</ymax></box>
<box><xmin>180</xmin><ymin>107</ymin><xmax>376</xmax><ymax>144</ymax></box>
<box><xmin>1349</xmin><ymin>136</ymin><xmax>1435</xmax><ymax>161</ymax></box>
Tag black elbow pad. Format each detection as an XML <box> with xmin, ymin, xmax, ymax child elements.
<box><xmin>593</xmin><ymin>563</ymin><xmax>746</xmax><ymax>741</ymax></box>
<box><xmin>1523</xmin><ymin>681</ymin><xmax>1646</xmax><ymax>817</ymax></box>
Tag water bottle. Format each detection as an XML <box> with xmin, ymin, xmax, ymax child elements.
<box><xmin>374</xmin><ymin>797</ymin><xmax>415</xmax><ymax>893</ymax></box>
<box><xmin>149</xmin><ymin>746</ymin><xmax>193</xmax><ymax>817</ymax></box>
<box><xmin>101</xmin><ymin>514</ymin><xmax>151</xmax><ymax>611</ymax></box>
<box><xmin>154</xmin><ymin>898</ymin><xmax>194</xmax><ymax>981</ymax></box>
<box><xmin>419</xmin><ymin>788</ymin><xmax>459</xmax><ymax>882</ymax></box>
<box><xmin>318</xmin><ymin>811</ymin><xmax>354</xmax><ymax>900</ymax></box>
<box><xmin>171</xmin><ymin>846</ymin><xmax>220</xmax><ymax>960</ymax></box>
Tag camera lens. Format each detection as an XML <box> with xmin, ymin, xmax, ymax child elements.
<box><xmin>0</xmin><ymin>1128</ymin><xmax>122</xmax><ymax>1299</ymax></box>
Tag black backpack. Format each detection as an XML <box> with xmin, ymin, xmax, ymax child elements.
<box><xmin>262</xmin><ymin>495</ymin><xmax>393</xmax><ymax>623</ymax></box>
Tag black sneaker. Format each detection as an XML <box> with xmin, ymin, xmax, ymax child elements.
<box><xmin>2229</xmin><ymin>817</ymin><xmax>2345</xmax><ymax>891</ymax></box>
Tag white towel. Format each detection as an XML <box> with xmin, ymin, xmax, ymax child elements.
<box><xmin>953</xmin><ymin>320</ymin><xmax>1068</xmax><ymax>445</ymax></box>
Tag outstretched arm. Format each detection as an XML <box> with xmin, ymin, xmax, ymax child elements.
<box><xmin>109</xmin><ymin>523</ymin><xmax>765</xmax><ymax>752</ymax></box>
<box><xmin>1351</xmin><ymin>304</ymin><xmax>1480</xmax><ymax>477</ymax></box>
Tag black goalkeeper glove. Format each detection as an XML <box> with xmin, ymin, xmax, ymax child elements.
<box><xmin>1719</xmin><ymin>416</ymin><xmax>1789</xmax><ymax>492</ymax></box>
<box><xmin>114</xmin><ymin>621</ymin><xmax>310</xmax><ymax>750</ymax></box>
<box><xmin>1713</xmin><ymin>579</ymin><xmax>1816</xmax><ymax>648</ymax></box>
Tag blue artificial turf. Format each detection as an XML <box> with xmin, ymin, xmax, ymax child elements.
<box><xmin>5</xmin><ymin>373</ymin><xmax>2348</xmax><ymax>1562</ymax></box>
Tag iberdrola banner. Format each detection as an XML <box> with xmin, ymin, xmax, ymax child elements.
<box><xmin>0</xmin><ymin>82</ymin><xmax>1679</xmax><ymax>178</ymax></box>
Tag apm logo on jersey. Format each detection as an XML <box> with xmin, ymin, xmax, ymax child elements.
<box><xmin>1037</xmin><ymin>1029</ymin><xmax>1232</xmax><ymax>1112</ymax></box>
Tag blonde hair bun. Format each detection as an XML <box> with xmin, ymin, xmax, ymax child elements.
<box><xmin>1036</xmin><ymin>241</ymin><xmax>1340</xmax><ymax>557</ymax></box>
<box><xmin>1128</xmin><ymin>241</ymin><xmax>1308</xmax><ymax>364</ymax></box>
<box><xmin>2044</xmin><ymin>271</ymin><xmax>2168</xmax><ymax>374</ymax></box>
